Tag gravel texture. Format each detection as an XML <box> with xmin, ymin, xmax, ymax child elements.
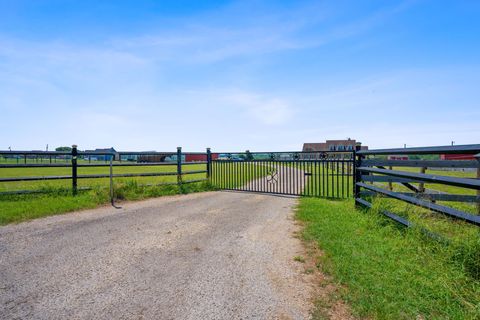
<box><xmin>0</xmin><ymin>191</ymin><xmax>315</xmax><ymax>319</ymax></box>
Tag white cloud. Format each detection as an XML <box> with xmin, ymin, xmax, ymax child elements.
<box><xmin>224</xmin><ymin>91</ymin><xmax>294</xmax><ymax>125</ymax></box>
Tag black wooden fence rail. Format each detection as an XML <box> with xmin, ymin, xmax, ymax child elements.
<box><xmin>354</xmin><ymin>144</ymin><xmax>480</xmax><ymax>227</ymax></box>
<box><xmin>0</xmin><ymin>146</ymin><xmax>210</xmax><ymax>201</ymax></box>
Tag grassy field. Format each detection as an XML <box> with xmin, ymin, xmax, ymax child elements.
<box><xmin>297</xmin><ymin>198</ymin><xmax>480</xmax><ymax>319</ymax></box>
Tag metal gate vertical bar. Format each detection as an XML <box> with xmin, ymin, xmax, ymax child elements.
<box><xmin>254</xmin><ymin>160</ymin><xmax>257</xmax><ymax>192</ymax></box>
<box><xmin>275</xmin><ymin>159</ymin><xmax>278</xmax><ymax>194</ymax></box>
<box><xmin>346</xmin><ymin>159</ymin><xmax>350</xmax><ymax>198</ymax></box>
<box><xmin>252</xmin><ymin>160</ymin><xmax>255</xmax><ymax>192</ymax></box>
<box><xmin>342</xmin><ymin>159</ymin><xmax>345</xmax><ymax>198</ymax></box>
<box><xmin>325</xmin><ymin>159</ymin><xmax>330</xmax><ymax>198</ymax></box>
<box><xmin>223</xmin><ymin>161</ymin><xmax>226</xmax><ymax>190</ymax></box>
<box><xmin>234</xmin><ymin>161</ymin><xmax>238</xmax><ymax>190</ymax></box>
<box><xmin>310</xmin><ymin>160</ymin><xmax>313</xmax><ymax>196</ymax></box>
<box><xmin>336</xmin><ymin>160</ymin><xmax>339</xmax><ymax>198</ymax></box>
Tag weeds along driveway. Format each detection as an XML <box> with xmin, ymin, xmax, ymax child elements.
<box><xmin>0</xmin><ymin>191</ymin><xmax>316</xmax><ymax>320</ymax></box>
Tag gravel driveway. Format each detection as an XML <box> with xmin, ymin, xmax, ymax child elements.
<box><xmin>0</xmin><ymin>191</ymin><xmax>315</xmax><ymax>319</ymax></box>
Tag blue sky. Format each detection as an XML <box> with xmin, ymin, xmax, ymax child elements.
<box><xmin>1</xmin><ymin>0</ymin><xmax>479</xmax><ymax>151</ymax></box>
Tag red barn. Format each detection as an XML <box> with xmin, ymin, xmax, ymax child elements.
<box><xmin>440</xmin><ymin>154</ymin><xmax>476</xmax><ymax>160</ymax></box>
<box><xmin>184</xmin><ymin>153</ymin><xmax>219</xmax><ymax>162</ymax></box>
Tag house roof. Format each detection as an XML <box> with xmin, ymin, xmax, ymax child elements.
<box><xmin>302</xmin><ymin>143</ymin><xmax>327</xmax><ymax>151</ymax></box>
<box><xmin>325</xmin><ymin>139</ymin><xmax>356</xmax><ymax>144</ymax></box>
<box><xmin>84</xmin><ymin>147</ymin><xmax>117</xmax><ymax>153</ymax></box>
<box><xmin>95</xmin><ymin>147</ymin><xmax>116</xmax><ymax>152</ymax></box>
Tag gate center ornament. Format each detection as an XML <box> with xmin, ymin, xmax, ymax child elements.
<box><xmin>266</xmin><ymin>169</ymin><xmax>278</xmax><ymax>184</ymax></box>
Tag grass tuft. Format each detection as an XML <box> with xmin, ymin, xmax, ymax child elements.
<box><xmin>293</xmin><ymin>255</ymin><xmax>306</xmax><ymax>263</ymax></box>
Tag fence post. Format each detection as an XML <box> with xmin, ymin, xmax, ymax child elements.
<box><xmin>475</xmin><ymin>153</ymin><xmax>480</xmax><ymax>215</ymax></box>
<box><xmin>418</xmin><ymin>167</ymin><xmax>426</xmax><ymax>193</ymax></box>
<box><xmin>206</xmin><ymin>148</ymin><xmax>212</xmax><ymax>180</ymax></box>
<box><xmin>109</xmin><ymin>154</ymin><xmax>114</xmax><ymax>205</ymax></box>
<box><xmin>353</xmin><ymin>150</ymin><xmax>359</xmax><ymax>201</ymax></box>
<box><xmin>72</xmin><ymin>145</ymin><xmax>78</xmax><ymax>195</ymax></box>
<box><xmin>177</xmin><ymin>147</ymin><xmax>182</xmax><ymax>186</ymax></box>
<box><xmin>388</xmin><ymin>166</ymin><xmax>393</xmax><ymax>191</ymax></box>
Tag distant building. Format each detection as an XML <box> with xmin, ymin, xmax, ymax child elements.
<box><xmin>387</xmin><ymin>155</ymin><xmax>409</xmax><ymax>161</ymax></box>
<box><xmin>302</xmin><ymin>139</ymin><xmax>367</xmax><ymax>159</ymax></box>
<box><xmin>440</xmin><ymin>154</ymin><xmax>476</xmax><ymax>160</ymax></box>
<box><xmin>303</xmin><ymin>139</ymin><xmax>367</xmax><ymax>152</ymax></box>
<box><xmin>84</xmin><ymin>147</ymin><xmax>119</xmax><ymax>161</ymax></box>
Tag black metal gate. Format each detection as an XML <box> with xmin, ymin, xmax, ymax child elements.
<box><xmin>211</xmin><ymin>151</ymin><xmax>354</xmax><ymax>198</ymax></box>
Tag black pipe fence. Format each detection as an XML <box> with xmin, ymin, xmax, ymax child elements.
<box><xmin>3</xmin><ymin>142</ymin><xmax>479</xmax><ymax>228</ymax></box>
<box><xmin>354</xmin><ymin>144</ymin><xmax>480</xmax><ymax>227</ymax></box>
<box><xmin>0</xmin><ymin>146</ymin><xmax>210</xmax><ymax>202</ymax></box>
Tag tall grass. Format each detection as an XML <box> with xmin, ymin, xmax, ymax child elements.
<box><xmin>297</xmin><ymin>198</ymin><xmax>480</xmax><ymax>319</ymax></box>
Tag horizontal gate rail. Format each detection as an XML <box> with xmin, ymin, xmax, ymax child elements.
<box><xmin>360</xmin><ymin>191</ymin><xmax>480</xmax><ymax>202</ymax></box>
<box><xmin>0</xmin><ymin>162</ymin><xmax>207</xmax><ymax>168</ymax></box>
<box><xmin>361</xmin><ymin>159</ymin><xmax>479</xmax><ymax>168</ymax></box>
<box><xmin>357</xmin><ymin>144</ymin><xmax>480</xmax><ymax>155</ymax></box>
<box><xmin>358</xmin><ymin>167</ymin><xmax>480</xmax><ymax>190</ymax></box>
<box><xmin>355</xmin><ymin>144</ymin><xmax>480</xmax><ymax>228</ymax></box>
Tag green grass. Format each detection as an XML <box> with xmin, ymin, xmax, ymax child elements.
<box><xmin>297</xmin><ymin>197</ymin><xmax>480</xmax><ymax>319</ymax></box>
<box><xmin>0</xmin><ymin>181</ymin><xmax>215</xmax><ymax>225</ymax></box>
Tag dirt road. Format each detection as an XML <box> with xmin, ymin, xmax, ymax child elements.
<box><xmin>0</xmin><ymin>191</ymin><xmax>315</xmax><ymax>319</ymax></box>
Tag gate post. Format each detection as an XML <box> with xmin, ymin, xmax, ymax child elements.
<box><xmin>353</xmin><ymin>147</ymin><xmax>362</xmax><ymax>206</ymax></box>
<box><xmin>206</xmin><ymin>148</ymin><xmax>212</xmax><ymax>179</ymax></box>
<box><xmin>475</xmin><ymin>153</ymin><xmax>480</xmax><ymax>214</ymax></box>
<box><xmin>71</xmin><ymin>145</ymin><xmax>78</xmax><ymax>195</ymax></box>
<box><xmin>177</xmin><ymin>147</ymin><xmax>182</xmax><ymax>186</ymax></box>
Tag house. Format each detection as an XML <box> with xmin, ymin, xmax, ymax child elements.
<box><xmin>303</xmin><ymin>139</ymin><xmax>367</xmax><ymax>152</ymax></box>
<box><xmin>302</xmin><ymin>139</ymin><xmax>367</xmax><ymax>159</ymax></box>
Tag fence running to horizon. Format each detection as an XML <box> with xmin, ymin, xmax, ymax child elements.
<box><xmin>2</xmin><ymin>144</ymin><xmax>480</xmax><ymax>231</ymax></box>
<box><xmin>355</xmin><ymin>144</ymin><xmax>480</xmax><ymax>228</ymax></box>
